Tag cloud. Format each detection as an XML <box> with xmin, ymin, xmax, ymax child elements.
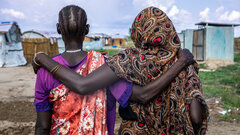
<box><xmin>132</xmin><ymin>0</ymin><xmax>176</xmax><ymax>12</ymax></box>
<box><xmin>200</xmin><ymin>8</ymin><xmax>210</xmax><ymax>21</ymax></box>
<box><xmin>168</xmin><ymin>5</ymin><xmax>179</xmax><ymax>18</ymax></box>
<box><xmin>215</xmin><ymin>6</ymin><xmax>240</xmax><ymax>22</ymax></box>
<box><xmin>0</xmin><ymin>8</ymin><xmax>25</xmax><ymax>19</ymax></box>
<box><xmin>216</xmin><ymin>6</ymin><xmax>224</xmax><ymax>13</ymax></box>
<box><xmin>162</xmin><ymin>5</ymin><xmax>194</xmax><ymax>33</ymax></box>
<box><xmin>170</xmin><ymin>8</ymin><xmax>194</xmax><ymax>32</ymax></box>
<box><xmin>219</xmin><ymin>10</ymin><xmax>240</xmax><ymax>21</ymax></box>
<box><xmin>131</xmin><ymin>2</ymin><xmax>195</xmax><ymax>33</ymax></box>
<box><xmin>228</xmin><ymin>11</ymin><xmax>240</xmax><ymax>21</ymax></box>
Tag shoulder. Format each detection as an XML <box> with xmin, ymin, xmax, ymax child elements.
<box><xmin>88</xmin><ymin>50</ymin><xmax>104</xmax><ymax>59</ymax></box>
<box><xmin>36</xmin><ymin>54</ymin><xmax>61</xmax><ymax>78</ymax></box>
<box><xmin>51</xmin><ymin>54</ymin><xmax>62</xmax><ymax>61</ymax></box>
<box><xmin>107</xmin><ymin>48</ymin><xmax>136</xmax><ymax>63</ymax></box>
<box><xmin>88</xmin><ymin>50</ymin><xmax>103</xmax><ymax>56</ymax></box>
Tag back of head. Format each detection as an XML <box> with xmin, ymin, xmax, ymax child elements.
<box><xmin>58</xmin><ymin>5</ymin><xmax>87</xmax><ymax>37</ymax></box>
<box><xmin>130</xmin><ymin>7</ymin><xmax>180</xmax><ymax>52</ymax></box>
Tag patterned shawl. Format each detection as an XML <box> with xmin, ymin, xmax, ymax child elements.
<box><xmin>49</xmin><ymin>51</ymin><xmax>108</xmax><ymax>135</ymax></box>
<box><xmin>106</xmin><ymin>7</ymin><xmax>209</xmax><ymax>135</ymax></box>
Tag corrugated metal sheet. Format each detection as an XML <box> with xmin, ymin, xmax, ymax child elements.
<box><xmin>205</xmin><ymin>27</ymin><xmax>234</xmax><ymax>61</ymax></box>
<box><xmin>196</xmin><ymin>22</ymin><xmax>240</xmax><ymax>27</ymax></box>
<box><xmin>193</xmin><ymin>29</ymin><xmax>205</xmax><ymax>61</ymax></box>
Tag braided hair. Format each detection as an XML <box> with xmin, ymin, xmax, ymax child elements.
<box><xmin>58</xmin><ymin>5</ymin><xmax>87</xmax><ymax>37</ymax></box>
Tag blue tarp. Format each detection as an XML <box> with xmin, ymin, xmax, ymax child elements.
<box><xmin>83</xmin><ymin>39</ymin><xmax>103</xmax><ymax>50</ymax></box>
<box><xmin>0</xmin><ymin>22</ymin><xmax>27</xmax><ymax>67</ymax></box>
<box><xmin>0</xmin><ymin>42</ymin><xmax>27</xmax><ymax>67</ymax></box>
<box><xmin>57</xmin><ymin>38</ymin><xmax>103</xmax><ymax>53</ymax></box>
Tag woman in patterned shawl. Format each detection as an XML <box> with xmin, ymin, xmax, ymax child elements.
<box><xmin>33</xmin><ymin>6</ymin><xmax>207</xmax><ymax>135</ymax></box>
<box><xmin>106</xmin><ymin>7</ymin><xmax>209</xmax><ymax>135</ymax></box>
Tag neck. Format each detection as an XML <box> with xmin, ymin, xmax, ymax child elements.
<box><xmin>65</xmin><ymin>41</ymin><xmax>83</xmax><ymax>50</ymax></box>
<box><xmin>63</xmin><ymin>36</ymin><xmax>84</xmax><ymax>50</ymax></box>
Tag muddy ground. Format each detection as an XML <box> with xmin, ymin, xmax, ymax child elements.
<box><xmin>0</xmin><ymin>66</ymin><xmax>239</xmax><ymax>135</ymax></box>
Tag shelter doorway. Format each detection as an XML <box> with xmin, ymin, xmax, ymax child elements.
<box><xmin>192</xmin><ymin>29</ymin><xmax>205</xmax><ymax>61</ymax></box>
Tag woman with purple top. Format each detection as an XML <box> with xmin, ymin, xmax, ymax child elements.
<box><xmin>33</xmin><ymin>5</ymin><xmax>195</xmax><ymax>135</ymax></box>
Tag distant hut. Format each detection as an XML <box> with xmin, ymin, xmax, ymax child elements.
<box><xmin>178</xmin><ymin>22</ymin><xmax>240</xmax><ymax>61</ymax></box>
<box><xmin>84</xmin><ymin>35</ymin><xmax>94</xmax><ymax>42</ymax></box>
<box><xmin>22</xmin><ymin>30</ymin><xmax>60</xmax><ymax>63</ymax></box>
<box><xmin>82</xmin><ymin>33</ymin><xmax>111</xmax><ymax>50</ymax></box>
<box><xmin>0</xmin><ymin>21</ymin><xmax>27</xmax><ymax>67</ymax></box>
<box><xmin>82</xmin><ymin>34</ymin><xmax>103</xmax><ymax>50</ymax></box>
<box><xmin>110</xmin><ymin>34</ymin><xmax>127</xmax><ymax>46</ymax></box>
<box><xmin>90</xmin><ymin>33</ymin><xmax>111</xmax><ymax>46</ymax></box>
<box><xmin>178</xmin><ymin>29</ymin><xmax>194</xmax><ymax>52</ymax></box>
<box><xmin>234</xmin><ymin>38</ymin><xmax>240</xmax><ymax>52</ymax></box>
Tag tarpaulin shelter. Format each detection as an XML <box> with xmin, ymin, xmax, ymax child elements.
<box><xmin>0</xmin><ymin>21</ymin><xmax>27</xmax><ymax>67</ymax></box>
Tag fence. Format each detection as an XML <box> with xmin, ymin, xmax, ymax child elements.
<box><xmin>22</xmin><ymin>38</ymin><xmax>59</xmax><ymax>63</ymax></box>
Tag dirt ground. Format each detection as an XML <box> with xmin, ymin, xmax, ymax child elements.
<box><xmin>0</xmin><ymin>66</ymin><xmax>239</xmax><ymax>135</ymax></box>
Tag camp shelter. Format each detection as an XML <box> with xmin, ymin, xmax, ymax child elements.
<box><xmin>84</xmin><ymin>35</ymin><xmax>93</xmax><ymax>42</ymax></box>
<box><xmin>82</xmin><ymin>33</ymin><xmax>110</xmax><ymax>50</ymax></box>
<box><xmin>234</xmin><ymin>38</ymin><xmax>240</xmax><ymax>52</ymax></box>
<box><xmin>84</xmin><ymin>34</ymin><xmax>98</xmax><ymax>42</ymax></box>
<box><xmin>110</xmin><ymin>34</ymin><xmax>127</xmax><ymax>46</ymax></box>
<box><xmin>89</xmin><ymin>33</ymin><xmax>111</xmax><ymax>46</ymax></box>
<box><xmin>22</xmin><ymin>30</ymin><xmax>60</xmax><ymax>63</ymax></box>
<box><xmin>83</xmin><ymin>34</ymin><xmax>103</xmax><ymax>50</ymax></box>
<box><xmin>0</xmin><ymin>21</ymin><xmax>27</xmax><ymax>67</ymax></box>
<box><xmin>178</xmin><ymin>29</ymin><xmax>194</xmax><ymax>52</ymax></box>
<box><xmin>178</xmin><ymin>22</ymin><xmax>240</xmax><ymax>61</ymax></box>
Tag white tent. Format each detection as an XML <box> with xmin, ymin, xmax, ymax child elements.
<box><xmin>0</xmin><ymin>21</ymin><xmax>27</xmax><ymax>67</ymax></box>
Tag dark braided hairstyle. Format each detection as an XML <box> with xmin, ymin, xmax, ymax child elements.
<box><xmin>58</xmin><ymin>5</ymin><xmax>87</xmax><ymax>37</ymax></box>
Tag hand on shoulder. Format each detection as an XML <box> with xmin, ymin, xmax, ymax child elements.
<box><xmin>178</xmin><ymin>48</ymin><xmax>195</xmax><ymax>66</ymax></box>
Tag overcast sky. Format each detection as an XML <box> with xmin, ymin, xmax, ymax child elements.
<box><xmin>1</xmin><ymin>0</ymin><xmax>240</xmax><ymax>37</ymax></box>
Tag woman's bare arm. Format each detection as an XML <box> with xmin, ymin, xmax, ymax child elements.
<box><xmin>35</xmin><ymin>111</ymin><xmax>52</xmax><ymax>135</ymax></box>
<box><xmin>130</xmin><ymin>58</ymin><xmax>188</xmax><ymax>104</ymax></box>
<box><xmin>34</xmin><ymin>49</ymin><xmax>201</xmax><ymax>130</ymax></box>
<box><xmin>34</xmin><ymin>49</ymin><xmax>194</xmax><ymax>97</ymax></box>
<box><xmin>35</xmin><ymin>55</ymin><xmax>119</xmax><ymax>94</ymax></box>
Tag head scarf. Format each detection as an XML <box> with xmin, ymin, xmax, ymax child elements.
<box><xmin>107</xmin><ymin>7</ymin><xmax>183</xmax><ymax>85</ymax></box>
<box><xmin>131</xmin><ymin>7</ymin><xmax>180</xmax><ymax>51</ymax></box>
<box><xmin>106</xmin><ymin>7</ymin><xmax>209</xmax><ymax>135</ymax></box>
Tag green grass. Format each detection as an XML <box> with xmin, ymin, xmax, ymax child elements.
<box><xmin>199</xmin><ymin>63</ymin><xmax>208</xmax><ymax>69</ymax></box>
<box><xmin>199</xmin><ymin>53</ymin><xmax>240</xmax><ymax>121</ymax></box>
<box><xmin>199</xmin><ymin>53</ymin><xmax>240</xmax><ymax>108</ymax></box>
<box><xmin>84</xmin><ymin>50</ymin><xmax>240</xmax><ymax>109</ymax></box>
<box><xmin>219</xmin><ymin>113</ymin><xmax>240</xmax><ymax>121</ymax></box>
<box><xmin>234</xmin><ymin>52</ymin><xmax>240</xmax><ymax>62</ymax></box>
